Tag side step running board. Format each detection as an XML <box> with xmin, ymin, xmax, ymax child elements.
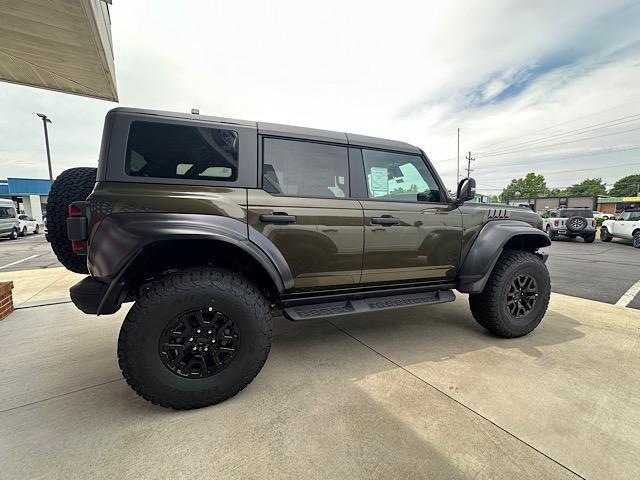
<box><xmin>283</xmin><ymin>290</ymin><xmax>455</xmax><ymax>321</ymax></box>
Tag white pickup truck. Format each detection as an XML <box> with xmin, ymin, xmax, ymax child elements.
<box><xmin>542</xmin><ymin>208</ymin><xmax>597</xmax><ymax>243</ymax></box>
<box><xmin>600</xmin><ymin>210</ymin><xmax>640</xmax><ymax>248</ymax></box>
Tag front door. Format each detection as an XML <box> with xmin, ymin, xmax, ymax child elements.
<box><xmin>356</xmin><ymin>149</ymin><xmax>463</xmax><ymax>284</ymax></box>
<box><xmin>613</xmin><ymin>211</ymin><xmax>640</xmax><ymax>238</ymax></box>
<box><xmin>247</xmin><ymin>137</ymin><xmax>364</xmax><ymax>289</ymax></box>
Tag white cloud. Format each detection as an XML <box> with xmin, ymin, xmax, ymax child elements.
<box><xmin>0</xmin><ymin>0</ymin><xmax>639</xmax><ymax>194</ymax></box>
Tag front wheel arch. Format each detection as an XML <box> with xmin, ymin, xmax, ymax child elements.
<box><xmin>457</xmin><ymin>221</ymin><xmax>550</xmax><ymax>294</ymax></box>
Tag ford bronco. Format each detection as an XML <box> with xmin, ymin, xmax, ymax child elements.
<box><xmin>48</xmin><ymin>108</ymin><xmax>551</xmax><ymax>409</ymax></box>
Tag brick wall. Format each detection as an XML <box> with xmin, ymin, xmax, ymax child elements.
<box><xmin>0</xmin><ymin>281</ymin><xmax>14</xmax><ymax>320</ymax></box>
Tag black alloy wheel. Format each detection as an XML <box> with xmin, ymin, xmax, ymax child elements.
<box><xmin>506</xmin><ymin>273</ymin><xmax>538</xmax><ymax>318</ymax></box>
<box><xmin>159</xmin><ymin>308</ymin><xmax>241</xmax><ymax>379</ymax></box>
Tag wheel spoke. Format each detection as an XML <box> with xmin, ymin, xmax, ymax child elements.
<box><xmin>159</xmin><ymin>307</ymin><xmax>240</xmax><ymax>378</ymax></box>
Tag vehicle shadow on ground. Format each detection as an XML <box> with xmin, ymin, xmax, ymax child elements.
<box><xmin>307</xmin><ymin>297</ymin><xmax>585</xmax><ymax>364</ymax></box>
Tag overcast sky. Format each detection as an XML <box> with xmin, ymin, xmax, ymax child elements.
<box><xmin>1</xmin><ymin>0</ymin><xmax>639</xmax><ymax>194</ymax></box>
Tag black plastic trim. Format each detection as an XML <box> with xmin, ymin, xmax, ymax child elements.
<box><xmin>457</xmin><ymin>220</ymin><xmax>551</xmax><ymax>294</ymax></box>
<box><xmin>281</xmin><ymin>281</ymin><xmax>456</xmax><ymax>307</ymax></box>
<box><xmin>87</xmin><ymin>213</ymin><xmax>294</xmax><ymax>293</ymax></box>
<box><xmin>69</xmin><ymin>276</ymin><xmax>124</xmax><ymax>315</ymax></box>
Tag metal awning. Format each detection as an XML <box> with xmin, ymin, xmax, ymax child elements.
<box><xmin>0</xmin><ymin>0</ymin><xmax>117</xmax><ymax>101</ymax></box>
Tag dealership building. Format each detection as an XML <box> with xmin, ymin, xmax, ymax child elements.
<box><xmin>0</xmin><ymin>178</ymin><xmax>51</xmax><ymax>223</ymax></box>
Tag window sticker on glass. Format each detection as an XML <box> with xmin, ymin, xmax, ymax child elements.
<box><xmin>370</xmin><ymin>167</ymin><xmax>388</xmax><ymax>196</ymax></box>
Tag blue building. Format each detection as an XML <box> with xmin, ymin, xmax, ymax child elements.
<box><xmin>0</xmin><ymin>178</ymin><xmax>51</xmax><ymax>222</ymax></box>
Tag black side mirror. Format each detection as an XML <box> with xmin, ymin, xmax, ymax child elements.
<box><xmin>456</xmin><ymin>177</ymin><xmax>476</xmax><ymax>204</ymax></box>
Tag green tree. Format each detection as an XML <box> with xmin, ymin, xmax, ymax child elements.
<box><xmin>491</xmin><ymin>195</ymin><xmax>499</xmax><ymax>203</ymax></box>
<box><xmin>562</xmin><ymin>177</ymin><xmax>607</xmax><ymax>196</ymax></box>
<box><xmin>609</xmin><ymin>174</ymin><xmax>640</xmax><ymax>197</ymax></box>
<box><xmin>500</xmin><ymin>172</ymin><xmax>549</xmax><ymax>201</ymax></box>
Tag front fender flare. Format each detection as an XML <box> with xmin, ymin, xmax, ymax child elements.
<box><xmin>457</xmin><ymin>220</ymin><xmax>550</xmax><ymax>294</ymax></box>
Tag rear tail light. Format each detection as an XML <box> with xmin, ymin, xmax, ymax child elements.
<box><xmin>68</xmin><ymin>204</ymin><xmax>82</xmax><ymax>217</ymax></box>
<box><xmin>71</xmin><ymin>240</ymin><xmax>86</xmax><ymax>253</ymax></box>
<box><xmin>68</xmin><ymin>202</ymin><xmax>87</xmax><ymax>254</ymax></box>
<box><xmin>553</xmin><ymin>219</ymin><xmax>559</xmax><ymax>226</ymax></box>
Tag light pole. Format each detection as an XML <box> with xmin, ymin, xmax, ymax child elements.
<box><xmin>36</xmin><ymin>113</ymin><xmax>53</xmax><ymax>181</ymax></box>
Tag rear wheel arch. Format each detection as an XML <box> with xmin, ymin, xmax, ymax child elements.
<box><xmin>120</xmin><ymin>238</ymin><xmax>284</xmax><ymax>302</ymax></box>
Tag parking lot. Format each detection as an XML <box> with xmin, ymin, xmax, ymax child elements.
<box><xmin>0</xmin><ymin>234</ymin><xmax>639</xmax><ymax>479</ymax></box>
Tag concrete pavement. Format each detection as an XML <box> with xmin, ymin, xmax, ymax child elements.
<box><xmin>1</xmin><ymin>285</ymin><xmax>639</xmax><ymax>479</ymax></box>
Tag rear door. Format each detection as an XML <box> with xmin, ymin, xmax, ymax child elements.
<box><xmin>355</xmin><ymin>149</ymin><xmax>463</xmax><ymax>284</ymax></box>
<box><xmin>247</xmin><ymin>137</ymin><xmax>364</xmax><ymax>289</ymax></box>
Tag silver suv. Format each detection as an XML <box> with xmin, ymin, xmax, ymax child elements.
<box><xmin>0</xmin><ymin>198</ymin><xmax>20</xmax><ymax>240</ymax></box>
<box><xmin>542</xmin><ymin>207</ymin><xmax>597</xmax><ymax>243</ymax></box>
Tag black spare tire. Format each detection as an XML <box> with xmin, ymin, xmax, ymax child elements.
<box><xmin>47</xmin><ymin>167</ymin><xmax>97</xmax><ymax>274</ymax></box>
<box><xmin>566</xmin><ymin>216</ymin><xmax>587</xmax><ymax>232</ymax></box>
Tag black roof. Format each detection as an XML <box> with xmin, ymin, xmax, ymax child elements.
<box><xmin>109</xmin><ymin>107</ymin><xmax>421</xmax><ymax>154</ymax></box>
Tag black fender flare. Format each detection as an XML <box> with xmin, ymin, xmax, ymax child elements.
<box><xmin>88</xmin><ymin>213</ymin><xmax>294</xmax><ymax>310</ymax></box>
<box><xmin>457</xmin><ymin>220</ymin><xmax>550</xmax><ymax>294</ymax></box>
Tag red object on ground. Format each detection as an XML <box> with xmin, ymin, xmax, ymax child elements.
<box><xmin>0</xmin><ymin>281</ymin><xmax>14</xmax><ymax>320</ymax></box>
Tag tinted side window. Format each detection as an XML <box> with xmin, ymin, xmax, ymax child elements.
<box><xmin>362</xmin><ymin>150</ymin><xmax>441</xmax><ymax>202</ymax></box>
<box><xmin>126</xmin><ymin>122</ymin><xmax>239</xmax><ymax>181</ymax></box>
<box><xmin>0</xmin><ymin>207</ymin><xmax>16</xmax><ymax>219</ymax></box>
<box><xmin>263</xmin><ymin>138</ymin><xmax>349</xmax><ymax>198</ymax></box>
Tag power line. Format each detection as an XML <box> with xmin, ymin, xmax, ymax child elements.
<box><xmin>437</xmin><ymin>145</ymin><xmax>640</xmax><ymax>173</ymax></box>
<box><xmin>474</xmin><ymin>114</ymin><xmax>640</xmax><ymax>157</ymax></box>
<box><xmin>470</xmin><ymin>100</ymin><xmax>640</xmax><ymax>152</ymax></box>
<box><xmin>475</xmin><ymin>126</ymin><xmax>640</xmax><ymax>159</ymax></box>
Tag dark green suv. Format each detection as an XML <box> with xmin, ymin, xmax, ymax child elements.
<box><xmin>48</xmin><ymin>107</ymin><xmax>551</xmax><ymax>410</ymax></box>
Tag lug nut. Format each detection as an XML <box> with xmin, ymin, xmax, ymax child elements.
<box><xmin>207</xmin><ymin>330</ymin><xmax>212</xmax><ymax>334</ymax></box>
<box><xmin>211</xmin><ymin>339</ymin><xmax>216</xmax><ymax>343</ymax></box>
<box><xmin>196</xmin><ymin>329</ymin><xmax>201</xmax><ymax>334</ymax></box>
<box><xmin>192</xmin><ymin>347</ymin><xmax>197</xmax><ymax>351</ymax></box>
<box><xmin>188</xmin><ymin>337</ymin><xmax>194</xmax><ymax>341</ymax></box>
<box><xmin>204</xmin><ymin>347</ymin><xmax>208</xmax><ymax>351</ymax></box>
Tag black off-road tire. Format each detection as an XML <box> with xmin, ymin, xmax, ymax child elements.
<box><xmin>600</xmin><ymin>227</ymin><xmax>613</xmax><ymax>242</ymax></box>
<box><xmin>583</xmin><ymin>233</ymin><xmax>596</xmax><ymax>243</ymax></box>
<box><xmin>47</xmin><ymin>167</ymin><xmax>97</xmax><ymax>273</ymax></box>
<box><xmin>469</xmin><ymin>250</ymin><xmax>550</xmax><ymax>338</ymax></box>
<box><xmin>118</xmin><ymin>268</ymin><xmax>272</xmax><ymax>410</ymax></box>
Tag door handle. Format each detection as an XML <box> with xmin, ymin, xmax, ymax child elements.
<box><xmin>260</xmin><ymin>212</ymin><xmax>297</xmax><ymax>224</ymax></box>
<box><xmin>371</xmin><ymin>215</ymin><xmax>401</xmax><ymax>226</ymax></box>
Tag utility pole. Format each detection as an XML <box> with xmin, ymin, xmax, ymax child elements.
<box><xmin>456</xmin><ymin>128</ymin><xmax>460</xmax><ymax>185</ymax></box>
<box><xmin>37</xmin><ymin>113</ymin><xmax>53</xmax><ymax>181</ymax></box>
<box><xmin>465</xmin><ymin>151</ymin><xmax>475</xmax><ymax>178</ymax></box>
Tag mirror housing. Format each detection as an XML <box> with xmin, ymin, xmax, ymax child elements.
<box><xmin>456</xmin><ymin>177</ymin><xmax>476</xmax><ymax>204</ymax></box>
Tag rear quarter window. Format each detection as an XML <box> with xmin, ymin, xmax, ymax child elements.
<box><xmin>125</xmin><ymin>122</ymin><xmax>239</xmax><ymax>181</ymax></box>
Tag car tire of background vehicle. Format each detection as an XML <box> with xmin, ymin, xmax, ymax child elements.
<box><xmin>633</xmin><ymin>231</ymin><xmax>640</xmax><ymax>248</ymax></box>
<box><xmin>546</xmin><ymin>226</ymin><xmax>557</xmax><ymax>241</ymax></box>
<box><xmin>118</xmin><ymin>268</ymin><xmax>272</xmax><ymax>410</ymax></box>
<box><xmin>469</xmin><ymin>250</ymin><xmax>550</xmax><ymax>338</ymax></box>
<box><xmin>9</xmin><ymin>227</ymin><xmax>18</xmax><ymax>240</ymax></box>
<box><xmin>600</xmin><ymin>227</ymin><xmax>613</xmax><ymax>242</ymax></box>
<box><xmin>583</xmin><ymin>233</ymin><xmax>596</xmax><ymax>243</ymax></box>
<box><xmin>47</xmin><ymin>167</ymin><xmax>97</xmax><ymax>274</ymax></box>
<box><xmin>19</xmin><ymin>226</ymin><xmax>27</xmax><ymax>237</ymax></box>
<box><xmin>34</xmin><ymin>224</ymin><xmax>39</xmax><ymax>234</ymax></box>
